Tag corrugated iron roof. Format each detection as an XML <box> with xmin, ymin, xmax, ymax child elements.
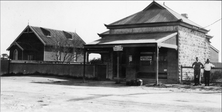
<box><xmin>210</xmin><ymin>44</ymin><xmax>219</xmax><ymax>53</ymax></box>
<box><xmin>87</xmin><ymin>32</ymin><xmax>177</xmax><ymax>49</ymax></box>
<box><xmin>29</xmin><ymin>25</ymin><xmax>86</xmax><ymax>48</ymax></box>
<box><xmin>109</xmin><ymin>1</ymin><xmax>204</xmax><ymax>29</ymax></box>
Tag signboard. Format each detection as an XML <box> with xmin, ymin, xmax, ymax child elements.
<box><xmin>113</xmin><ymin>45</ymin><xmax>123</xmax><ymax>51</ymax></box>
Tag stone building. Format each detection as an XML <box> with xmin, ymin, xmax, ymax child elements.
<box><xmin>84</xmin><ymin>1</ymin><xmax>217</xmax><ymax>84</ymax></box>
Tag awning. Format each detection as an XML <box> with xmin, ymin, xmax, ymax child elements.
<box><xmin>86</xmin><ymin>32</ymin><xmax>177</xmax><ymax>49</ymax></box>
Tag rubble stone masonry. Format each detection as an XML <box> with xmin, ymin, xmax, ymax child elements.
<box><xmin>178</xmin><ymin>26</ymin><xmax>210</xmax><ymax>81</ymax></box>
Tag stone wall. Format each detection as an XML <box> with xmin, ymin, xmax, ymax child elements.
<box><xmin>178</xmin><ymin>26</ymin><xmax>210</xmax><ymax>81</ymax></box>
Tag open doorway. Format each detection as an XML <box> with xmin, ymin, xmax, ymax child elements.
<box><xmin>88</xmin><ymin>53</ymin><xmax>101</xmax><ymax>64</ymax></box>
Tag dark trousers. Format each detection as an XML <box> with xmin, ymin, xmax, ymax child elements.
<box><xmin>204</xmin><ymin>71</ymin><xmax>210</xmax><ymax>86</ymax></box>
<box><xmin>194</xmin><ymin>69</ymin><xmax>200</xmax><ymax>85</ymax></box>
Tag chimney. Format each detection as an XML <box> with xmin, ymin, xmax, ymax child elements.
<box><xmin>181</xmin><ymin>13</ymin><xmax>188</xmax><ymax>18</ymax></box>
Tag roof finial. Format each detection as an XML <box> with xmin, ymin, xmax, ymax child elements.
<box><xmin>163</xmin><ymin>2</ymin><xmax>165</xmax><ymax>6</ymax></box>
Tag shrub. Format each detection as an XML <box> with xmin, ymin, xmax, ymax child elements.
<box><xmin>210</xmin><ymin>71</ymin><xmax>222</xmax><ymax>82</ymax></box>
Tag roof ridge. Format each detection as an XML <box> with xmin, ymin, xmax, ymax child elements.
<box><xmin>158</xmin><ymin>2</ymin><xmax>180</xmax><ymax>20</ymax></box>
<box><xmin>160</xmin><ymin>2</ymin><xmax>204</xmax><ymax>29</ymax></box>
<box><xmin>30</xmin><ymin>25</ymin><xmax>77</xmax><ymax>34</ymax></box>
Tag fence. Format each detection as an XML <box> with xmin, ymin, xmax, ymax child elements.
<box><xmin>181</xmin><ymin>65</ymin><xmax>222</xmax><ymax>83</ymax></box>
<box><xmin>1</xmin><ymin>60</ymin><xmax>106</xmax><ymax>80</ymax></box>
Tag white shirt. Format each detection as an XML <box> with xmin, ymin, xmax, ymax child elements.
<box><xmin>204</xmin><ymin>63</ymin><xmax>215</xmax><ymax>71</ymax></box>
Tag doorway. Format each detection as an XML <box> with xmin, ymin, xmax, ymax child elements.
<box><xmin>113</xmin><ymin>51</ymin><xmax>126</xmax><ymax>79</ymax></box>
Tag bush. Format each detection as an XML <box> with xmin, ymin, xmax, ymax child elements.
<box><xmin>210</xmin><ymin>71</ymin><xmax>222</xmax><ymax>82</ymax></box>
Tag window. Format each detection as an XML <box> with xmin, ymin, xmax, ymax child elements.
<box><xmin>140</xmin><ymin>52</ymin><xmax>153</xmax><ymax>66</ymax></box>
<box><xmin>13</xmin><ymin>49</ymin><xmax>18</xmax><ymax>60</ymax></box>
<box><xmin>40</xmin><ymin>27</ymin><xmax>51</xmax><ymax>37</ymax></box>
<box><xmin>63</xmin><ymin>31</ymin><xmax>73</xmax><ymax>40</ymax></box>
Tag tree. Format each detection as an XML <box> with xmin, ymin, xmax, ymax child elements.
<box><xmin>51</xmin><ymin>37</ymin><xmax>83</xmax><ymax>64</ymax></box>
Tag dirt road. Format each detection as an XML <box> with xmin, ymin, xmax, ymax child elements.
<box><xmin>1</xmin><ymin>76</ymin><xmax>221</xmax><ymax>112</ymax></box>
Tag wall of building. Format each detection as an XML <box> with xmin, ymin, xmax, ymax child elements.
<box><xmin>44</xmin><ymin>48</ymin><xmax>84</xmax><ymax>63</ymax></box>
<box><xmin>178</xmin><ymin>26</ymin><xmax>210</xmax><ymax>81</ymax></box>
<box><xmin>209</xmin><ymin>46</ymin><xmax>219</xmax><ymax>62</ymax></box>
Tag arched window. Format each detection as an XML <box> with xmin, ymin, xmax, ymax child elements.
<box><xmin>13</xmin><ymin>49</ymin><xmax>18</xmax><ymax>60</ymax></box>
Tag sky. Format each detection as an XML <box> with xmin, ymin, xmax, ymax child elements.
<box><xmin>0</xmin><ymin>1</ymin><xmax>221</xmax><ymax>62</ymax></box>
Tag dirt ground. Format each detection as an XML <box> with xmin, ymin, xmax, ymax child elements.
<box><xmin>1</xmin><ymin>75</ymin><xmax>221</xmax><ymax>112</ymax></box>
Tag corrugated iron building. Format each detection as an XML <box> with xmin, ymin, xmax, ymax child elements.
<box><xmin>7</xmin><ymin>25</ymin><xmax>86</xmax><ymax>63</ymax></box>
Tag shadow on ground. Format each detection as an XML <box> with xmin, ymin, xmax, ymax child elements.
<box><xmin>32</xmin><ymin>79</ymin><xmax>127</xmax><ymax>88</ymax></box>
<box><xmin>1</xmin><ymin>74</ymin><xmax>127</xmax><ymax>88</ymax></box>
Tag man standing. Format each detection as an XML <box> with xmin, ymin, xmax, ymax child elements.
<box><xmin>192</xmin><ymin>57</ymin><xmax>204</xmax><ymax>86</ymax></box>
<box><xmin>204</xmin><ymin>59</ymin><xmax>215</xmax><ymax>86</ymax></box>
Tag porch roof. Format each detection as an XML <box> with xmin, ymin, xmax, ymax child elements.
<box><xmin>86</xmin><ymin>32</ymin><xmax>177</xmax><ymax>49</ymax></box>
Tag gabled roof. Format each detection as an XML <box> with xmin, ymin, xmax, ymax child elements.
<box><xmin>108</xmin><ymin>1</ymin><xmax>206</xmax><ymax>31</ymax></box>
<box><xmin>7</xmin><ymin>25</ymin><xmax>86</xmax><ymax>50</ymax></box>
<box><xmin>30</xmin><ymin>26</ymin><xmax>86</xmax><ymax>48</ymax></box>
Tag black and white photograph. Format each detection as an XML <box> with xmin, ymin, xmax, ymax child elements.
<box><xmin>1</xmin><ymin>1</ymin><xmax>221</xmax><ymax>112</ymax></box>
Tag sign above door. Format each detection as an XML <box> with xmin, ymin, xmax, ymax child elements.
<box><xmin>113</xmin><ymin>45</ymin><xmax>123</xmax><ymax>51</ymax></box>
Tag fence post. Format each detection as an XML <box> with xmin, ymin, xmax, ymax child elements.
<box><xmin>7</xmin><ymin>59</ymin><xmax>11</xmax><ymax>74</ymax></box>
<box><xmin>83</xmin><ymin>49</ymin><xmax>86</xmax><ymax>83</ymax></box>
<box><xmin>93</xmin><ymin>65</ymin><xmax>96</xmax><ymax>78</ymax></box>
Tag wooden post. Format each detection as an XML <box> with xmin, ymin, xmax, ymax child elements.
<box><xmin>86</xmin><ymin>52</ymin><xmax>89</xmax><ymax>63</ymax></box>
<box><xmin>83</xmin><ymin>49</ymin><xmax>86</xmax><ymax>83</ymax></box>
<box><xmin>116</xmin><ymin>52</ymin><xmax>120</xmax><ymax>83</ymax></box>
<box><xmin>156</xmin><ymin>44</ymin><xmax>159</xmax><ymax>85</ymax></box>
